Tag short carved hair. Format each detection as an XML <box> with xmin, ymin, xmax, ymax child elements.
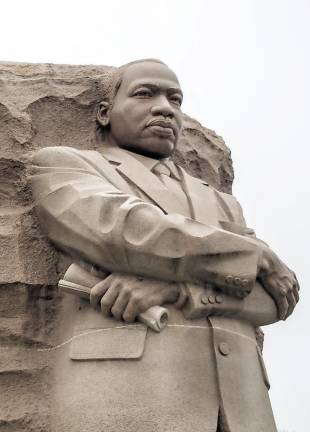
<box><xmin>96</xmin><ymin>58</ymin><xmax>168</xmax><ymax>140</ymax></box>
<box><xmin>111</xmin><ymin>58</ymin><xmax>167</xmax><ymax>102</ymax></box>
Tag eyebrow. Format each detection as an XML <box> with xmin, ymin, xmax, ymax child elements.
<box><xmin>129</xmin><ymin>82</ymin><xmax>183</xmax><ymax>97</ymax></box>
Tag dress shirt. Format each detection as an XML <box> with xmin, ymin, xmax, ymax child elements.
<box><xmin>126</xmin><ymin>150</ymin><xmax>191</xmax><ymax>218</ymax></box>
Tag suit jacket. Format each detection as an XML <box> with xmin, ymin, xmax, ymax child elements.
<box><xmin>31</xmin><ymin>145</ymin><xmax>278</xmax><ymax>432</ymax></box>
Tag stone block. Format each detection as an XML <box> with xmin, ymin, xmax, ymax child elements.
<box><xmin>0</xmin><ymin>61</ymin><xmax>241</xmax><ymax>431</ymax></box>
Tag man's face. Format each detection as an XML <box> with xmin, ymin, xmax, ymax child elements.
<box><xmin>107</xmin><ymin>61</ymin><xmax>183</xmax><ymax>159</ymax></box>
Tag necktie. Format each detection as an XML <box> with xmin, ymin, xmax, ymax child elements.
<box><xmin>152</xmin><ymin>162</ymin><xmax>171</xmax><ymax>177</ymax></box>
<box><xmin>152</xmin><ymin>162</ymin><xmax>190</xmax><ymax>217</ymax></box>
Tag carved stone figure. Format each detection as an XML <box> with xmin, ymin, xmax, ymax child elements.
<box><xmin>30</xmin><ymin>59</ymin><xmax>299</xmax><ymax>432</ymax></box>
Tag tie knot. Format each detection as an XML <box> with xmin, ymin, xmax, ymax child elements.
<box><xmin>152</xmin><ymin>162</ymin><xmax>171</xmax><ymax>176</ymax></box>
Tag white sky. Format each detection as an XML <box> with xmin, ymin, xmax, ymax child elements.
<box><xmin>1</xmin><ymin>1</ymin><xmax>309</xmax><ymax>430</ymax></box>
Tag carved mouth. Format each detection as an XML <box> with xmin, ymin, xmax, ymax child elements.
<box><xmin>146</xmin><ymin>119</ymin><xmax>175</xmax><ymax>137</ymax></box>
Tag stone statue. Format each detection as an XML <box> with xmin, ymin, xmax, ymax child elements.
<box><xmin>30</xmin><ymin>59</ymin><xmax>299</xmax><ymax>432</ymax></box>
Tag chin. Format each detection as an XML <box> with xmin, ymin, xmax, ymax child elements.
<box><xmin>141</xmin><ymin>139</ymin><xmax>176</xmax><ymax>159</ymax></box>
<box><xmin>120</xmin><ymin>138</ymin><xmax>177</xmax><ymax>159</ymax></box>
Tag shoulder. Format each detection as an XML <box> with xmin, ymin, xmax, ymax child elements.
<box><xmin>32</xmin><ymin>146</ymin><xmax>85</xmax><ymax>164</ymax></box>
<box><xmin>213</xmin><ymin>188</ymin><xmax>245</xmax><ymax>222</ymax></box>
<box><xmin>214</xmin><ymin>188</ymin><xmax>240</xmax><ymax>208</ymax></box>
<box><xmin>31</xmin><ymin>146</ymin><xmax>105</xmax><ymax>169</ymax></box>
<box><xmin>181</xmin><ymin>167</ymin><xmax>244</xmax><ymax>222</ymax></box>
<box><xmin>180</xmin><ymin>167</ymin><xmax>238</xmax><ymax>205</ymax></box>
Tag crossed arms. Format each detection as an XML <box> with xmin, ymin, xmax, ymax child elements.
<box><xmin>30</xmin><ymin>146</ymin><xmax>299</xmax><ymax>326</ymax></box>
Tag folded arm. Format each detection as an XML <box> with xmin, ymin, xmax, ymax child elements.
<box><xmin>225</xmin><ymin>197</ymin><xmax>300</xmax><ymax>320</ymax></box>
<box><xmin>31</xmin><ymin>146</ymin><xmax>261</xmax><ymax>292</ymax></box>
<box><xmin>31</xmin><ymin>147</ymin><xmax>299</xmax><ymax>320</ymax></box>
<box><xmin>89</xmin><ymin>271</ymin><xmax>278</xmax><ymax>327</ymax></box>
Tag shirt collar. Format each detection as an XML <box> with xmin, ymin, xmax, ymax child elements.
<box><xmin>125</xmin><ymin>150</ymin><xmax>180</xmax><ymax>180</ymax></box>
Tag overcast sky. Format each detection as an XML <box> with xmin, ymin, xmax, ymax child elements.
<box><xmin>1</xmin><ymin>1</ymin><xmax>309</xmax><ymax>430</ymax></box>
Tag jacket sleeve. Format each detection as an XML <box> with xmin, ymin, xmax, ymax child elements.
<box><xmin>30</xmin><ymin>146</ymin><xmax>262</xmax><ymax>290</ymax></box>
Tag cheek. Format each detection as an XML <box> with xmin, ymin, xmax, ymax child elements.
<box><xmin>109</xmin><ymin>109</ymin><xmax>130</xmax><ymax>134</ymax></box>
<box><xmin>111</xmin><ymin>103</ymin><xmax>145</xmax><ymax>130</ymax></box>
<box><xmin>109</xmin><ymin>112</ymin><xmax>144</xmax><ymax>144</ymax></box>
<box><xmin>175</xmin><ymin>112</ymin><xmax>183</xmax><ymax>130</ymax></box>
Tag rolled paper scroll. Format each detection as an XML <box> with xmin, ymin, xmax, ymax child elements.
<box><xmin>138</xmin><ymin>305</ymin><xmax>169</xmax><ymax>332</ymax></box>
<box><xmin>58</xmin><ymin>263</ymin><xmax>169</xmax><ymax>332</ymax></box>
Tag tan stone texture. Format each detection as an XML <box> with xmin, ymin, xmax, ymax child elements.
<box><xmin>0</xmin><ymin>61</ymin><xmax>233</xmax><ymax>431</ymax></box>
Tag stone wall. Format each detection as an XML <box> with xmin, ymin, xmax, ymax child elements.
<box><xmin>0</xmin><ymin>61</ymin><xmax>234</xmax><ymax>431</ymax></box>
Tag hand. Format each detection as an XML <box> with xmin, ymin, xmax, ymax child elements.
<box><xmin>90</xmin><ymin>273</ymin><xmax>183</xmax><ymax>323</ymax></box>
<box><xmin>257</xmin><ymin>247</ymin><xmax>300</xmax><ymax>320</ymax></box>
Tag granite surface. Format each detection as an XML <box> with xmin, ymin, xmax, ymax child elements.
<box><xmin>0</xmin><ymin>61</ymin><xmax>236</xmax><ymax>431</ymax></box>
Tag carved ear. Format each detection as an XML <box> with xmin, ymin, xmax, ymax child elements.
<box><xmin>97</xmin><ymin>100</ymin><xmax>111</xmax><ymax>127</ymax></box>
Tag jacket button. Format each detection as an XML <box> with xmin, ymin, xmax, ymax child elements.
<box><xmin>215</xmin><ymin>295</ymin><xmax>223</xmax><ymax>304</ymax></box>
<box><xmin>208</xmin><ymin>295</ymin><xmax>215</xmax><ymax>304</ymax></box>
<box><xmin>225</xmin><ymin>275</ymin><xmax>233</xmax><ymax>284</ymax></box>
<box><xmin>218</xmin><ymin>342</ymin><xmax>230</xmax><ymax>356</ymax></box>
<box><xmin>201</xmin><ymin>295</ymin><xmax>209</xmax><ymax>305</ymax></box>
<box><xmin>236</xmin><ymin>290</ymin><xmax>246</xmax><ymax>299</ymax></box>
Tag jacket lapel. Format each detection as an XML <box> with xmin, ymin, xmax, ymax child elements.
<box><xmin>179</xmin><ymin>167</ymin><xmax>222</xmax><ymax>227</ymax></box>
<box><xmin>101</xmin><ymin>146</ymin><xmax>187</xmax><ymax>215</ymax></box>
<box><xmin>78</xmin><ymin>149</ymin><xmax>133</xmax><ymax>195</ymax></box>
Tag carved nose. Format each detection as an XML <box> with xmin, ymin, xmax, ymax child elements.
<box><xmin>151</xmin><ymin>103</ymin><xmax>174</xmax><ymax>118</ymax></box>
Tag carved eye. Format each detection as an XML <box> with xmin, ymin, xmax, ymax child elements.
<box><xmin>170</xmin><ymin>94</ymin><xmax>182</xmax><ymax>106</ymax></box>
<box><xmin>133</xmin><ymin>89</ymin><xmax>152</xmax><ymax>98</ymax></box>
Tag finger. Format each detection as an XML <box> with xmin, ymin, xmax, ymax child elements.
<box><xmin>277</xmin><ymin>294</ymin><xmax>289</xmax><ymax>321</ymax></box>
<box><xmin>174</xmin><ymin>283</ymin><xmax>188</xmax><ymax>309</ymax></box>
<box><xmin>100</xmin><ymin>282</ymin><xmax>120</xmax><ymax>316</ymax></box>
<box><xmin>267</xmin><ymin>281</ymin><xmax>289</xmax><ymax>320</ymax></box>
<box><xmin>285</xmin><ymin>289</ymin><xmax>297</xmax><ymax>319</ymax></box>
<box><xmin>291</xmin><ymin>276</ymin><xmax>300</xmax><ymax>302</ymax></box>
<box><xmin>293</xmin><ymin>285</ymin><xmax>300</xmax><ymax>303</ymax></box>
<box><xmin>111</xmin><ymin>288</ymin><xmax>131</xmax><ymax>321</ymax></box>
<box><xmin>294</xmin><ymin>274</ymin><xmax>300</xmax><ymax>292</ymax></box>
<box><xmin>261</xmin><ymin>277</ymin><xmax>287</xmax><ymax>320</ymax></box>
<box><xmin>122</xmin><ymin>294</ymin><xmax>142</xmax><ymax>323</ymax></box>
<box><xmin>90</xmin><ymin>275</ymin><xmax>113</xmax><ymax>307</ymax></box>
<box><xmin>279</xmin><ymin>286</ymin><xmax>288</xmax><ymax>296</ymax></box>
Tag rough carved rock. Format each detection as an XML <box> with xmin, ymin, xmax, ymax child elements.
<box><xmin>0</xmin><ymin>61</ymin><xmax>234</xmax><ymax>431</ymax></box>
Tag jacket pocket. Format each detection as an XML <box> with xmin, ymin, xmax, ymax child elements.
<box><xmin>70</xmin><ymin>325</ymin><xmax>147</xmax><ymax>360</ymax></box>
